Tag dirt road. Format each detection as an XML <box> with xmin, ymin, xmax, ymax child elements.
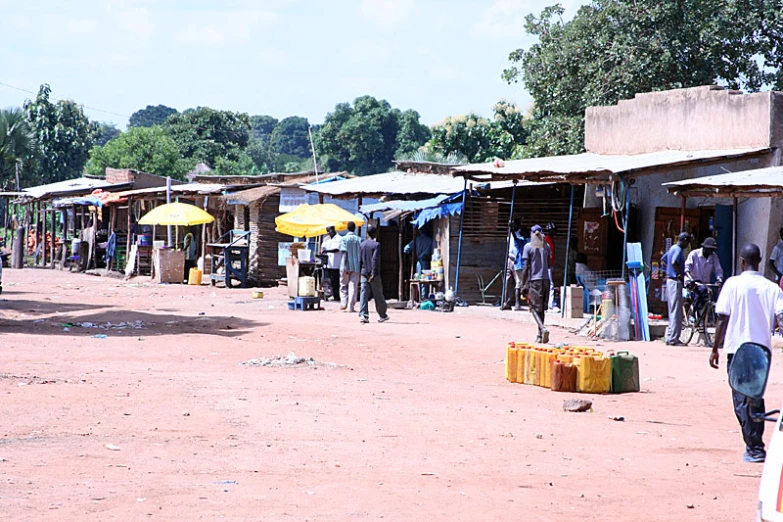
<box><xmin>0</xmin><ymin>269</ymin><xmax>773</xmax><ymax>520</ymax></box>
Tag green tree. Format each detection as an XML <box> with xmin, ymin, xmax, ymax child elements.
<box><xmin>503</xmin><ymin>1</ymin><xmax>783</xmax><ymax>157</ymax></box>
<box><xmin>24</xmin><ymin>84</ymin><xmax>99</xmax><ymax>183</ymax></box>
<box><xmin>426</xmin><ymin>102</ymin><xmax>528</xmax><ymax>163</ymax></box>
<box><xmin>0</xmin><ymin>108</ymin><xmax>38</xmax><ymax>189</ymax></box>
<box><xmin>316</xmin><ymin>96</ymin><xmax>430</xmax><ymax>175</ymax></box>
<box><xmin>95</xmin><ymin>122</ymin><xmax>121</xmax><ymax>147</ymax></box>
<box><xmin>394</xmin><ymin>109</ymin><xmax>431</xmax><ymax>159</ymax></box>
<box><xmin>163</xmin><ymin>107</ymin><xmax>251</xmax><ymax>168</ymax></box>
<box><xmin>250</xmin><ymin>114</ymin><xmax>278</xmax><ymax>142</ymax></box>
<box><xmin>129</xmin><ymin>105</ymin><xmax>178</xmax><ymax>128</ymax></box>
<box><xmin>270</xmin><ymin>116</ymin><xmax>311</xmax><ymax>158</ymax></box>
<box><xmin>85</xmin><ymin>126</ymin><xmax>191</xmax><ymax>180</ymax></box>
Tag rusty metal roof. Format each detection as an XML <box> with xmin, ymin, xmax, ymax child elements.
<box><xmin>454</xmin><ymin>148</ymin><xmax>771</xmax><ymax>183</ymax></box>
<box><xmin>664</xmin><ymin>165</ymin><xmax>783</xmax><ymax>197</ymax></box>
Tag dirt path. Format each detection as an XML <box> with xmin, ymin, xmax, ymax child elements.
<box><xmin>0</xmin><ymin>268</ymin><xmax>773</xmax><ymax>520</ymax></box>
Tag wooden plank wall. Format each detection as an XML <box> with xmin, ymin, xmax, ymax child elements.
<box><xmin>448</xmin><ymin>185</ymin><xmax>584</xmax><ymax>304</ymax></box>
<box><xmin>233</xmin><ymin>195</ymin><xmax>290</xmax><ymax>285</ymax></box>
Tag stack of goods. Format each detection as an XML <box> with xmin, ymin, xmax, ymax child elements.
<box><xmin>430</xmin><ymin>248</ymin><xmax>444</xmax><ymax>280</ymax></box>
<box><xmin>504</xmin><ymin>343</ymin><xmax>640</xmax><ymax>394</ymax></box>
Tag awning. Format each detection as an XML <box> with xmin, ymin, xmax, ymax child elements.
<box><xmin>664</xmin><ymin>165</ymin><xmax>783</xmax><ymax>197</ymax></box>
<box><xmin>454</xmin><ymin>148</ymin><xmax>771</xmax><ymax>183</ymax></box>
<box><xmin>360</xmin><ymin>194</ymin><xmax>452</xmax><ymax>214</ymax></box>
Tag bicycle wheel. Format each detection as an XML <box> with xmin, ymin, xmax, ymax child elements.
<box><xmin>703</xmin><ymin>302</ymin><xmax>717</xmax><ymax>347</ymax></box>
<box><xmin>679</xmin><ymin>302</ymin><xmax>695</xmax><ymax>345</ymax></box>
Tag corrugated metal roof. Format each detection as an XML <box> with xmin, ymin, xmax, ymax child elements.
<box><xmin>361</xmin><ymin>195</ymin><xmax>452</xmax><ymax>214</ymax></box>
<box><xmin>664</xmin><ymin>165</ymin><xmax>783</xmax><ymax>197</ymax></box>
<box><xmin>303</xmin><ymin>171</ymin><xmax>527</xmax><ymax>197</ymax></box>
<box><xmin>114</xmin><ymin>183</ymin><xmax>225</xmax><ymax>198</ymax></box>
<box><xmin>23</xmin><ymin>177</ymin><xmax>114</xmax><ymax>199</ymax></box>
<box><xmin>223</xmin><ymin>185</ymin><xmax>280</xmax><ymax>205</ymax></box>
<box><xmin>454</xmin><ymin>148</ymin><xmax>771</xmax><ymax>182</ymax></box>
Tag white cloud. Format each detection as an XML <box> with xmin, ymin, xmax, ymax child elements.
<box><xmin>358</xmin><ymin>0</ymin><xmax>414</xmax><ymax>30</ymax></box>
<box><xmin>173</xmin><ymin>7</ymin><xmax>280</xmax><ymax>48</ymax></box>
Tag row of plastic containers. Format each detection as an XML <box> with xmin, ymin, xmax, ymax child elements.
<box><xmin>504</xmin><ymin>343</ymin><xmax>640</xmax><ymax>394</ymax></box>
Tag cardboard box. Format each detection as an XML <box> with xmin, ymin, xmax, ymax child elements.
<box><xmin>562</xmin><ymin>285</ymin><xmax>584</xmax><ymax>318</ymax></box>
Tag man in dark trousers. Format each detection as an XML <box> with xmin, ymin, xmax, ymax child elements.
<box><xmin>662</xmin><ymin>232</ymin><xmax>691</xmax><ymax>346</ymax></box>
<box><xmin>521</xmin><ymin>224</ymin><xmax>551</xmax><ymax>343</ymax></box>
<box><xmin>710</xmin><ymin>243</ymin><xmax>783</xmax><ymax>462</ymax></box>
<box><xmin>359</xmin><ymin>224</ymin><xmax>390</xmax><ymax>324</ymax></box>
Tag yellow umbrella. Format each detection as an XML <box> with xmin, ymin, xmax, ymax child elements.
<box><xmin>138</xmin><ymin>202</ymin><xmax>215</xmax><ymax>226</ymax></box>
<box><xmin>275</xmin><ymin>204</ymin><xmax>365</xmax><ymax>238</ymax></box>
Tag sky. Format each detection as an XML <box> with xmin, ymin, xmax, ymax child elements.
<box><xmin>0</xmin><ymin>0</ymin><xmax>588</xmax><ymax>130</ymax></box>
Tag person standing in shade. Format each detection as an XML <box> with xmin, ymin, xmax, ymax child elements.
<box><xmin>183</xmin><ymin>229</ymin><xmax>197</xmax><ymax>282</ymax></box>
<box><xmin>768</xmin><ymin>227</ymin><xmax>783</xmax><ymax>284</ymax></box>
<box><xmin>710</xmin><ymin>243</ymin><xmax>783</xmax><ymax>463</ymax></box>
<box><xmin>521</xmin><ymin>225</ymin><xmax>551</xmax><ymax>343</ymax></box>
<box><xmin>503</xmin><ymin>219</ymin><xmax>526</xmax><ymax>311</ymax></box>
<box><xmin>339</xmin><ymin>221</ymin><xmax>362</xmax><ymax>313</ymax></box>
<box><xmin>359</xmin><ymin>224</ymin><xmax>389</xmax><ymax>324</ymax></box>
<box><xmin>662</xmin><ymin>232</ymin><xmax>691</xmax><ymax>346</ymax></box>
<box><xmin>321</xmin><ymin>226</ymin><xmax>343</xmax><ymax>301</ymax></box>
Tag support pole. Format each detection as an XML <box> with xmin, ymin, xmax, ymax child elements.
<box><xmin>500</xmin><ymin>181</ymin><xmax>518</xmax><ymax>310</ymax></box>
<box><xmin>561</xmin><ymin>184</ymin><xmax>575</xmax><ymax>318</ymax></box>
<box><xmin>454</xmin><ymin>178</ymin><xmax>468</xmax><ymax>296</ymax></box>
<box><xmin>166</xmin><ymin>177</ymin><xmax>172</xmax><ymax>247</ymax></box>
<box><xmin>733</xmin><ymin>196</ymin><xmax>738</xmax><ymax>277</ymax></box>
<box><xmin>621</xmin><ymin>180</ymin><xmax>630</xmax><ymax>280</ymax></box>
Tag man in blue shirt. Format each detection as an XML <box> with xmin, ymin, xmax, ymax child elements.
<box><xmin>662</xmin><ymin>232</ymin><xmax>691</xmax><ymax>345</ymax></box>
<box><xmin>339</xmin><ymin>221</ymin><xmax>362</xmax><ymax>313</ymax></box>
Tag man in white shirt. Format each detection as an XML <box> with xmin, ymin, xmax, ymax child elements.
<box><xmin>710</xmin><ymin>243</ymin><xmax>783</xmax><ymax>463</ymax></box>
<box><xmin>768</xmin><ymin>227</ymin><xmax>783</xmax><ymax>281</ymax></box>
<box><xmin>321</xmin><ymin>226</ymin><xmax>343</xmax><ymax>302</ymax></box>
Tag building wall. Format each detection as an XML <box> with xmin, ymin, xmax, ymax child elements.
<box><xmin>585</xmin><ymin>86</ymin><xmax>778</xmax><ymax>154</ymax></box>
<box><xmin>231</xmin><ymin>196</ymin><xmax>288</xmax><ymax>284</ymax></box>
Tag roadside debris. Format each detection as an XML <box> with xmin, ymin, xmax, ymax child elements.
<box><xmin>563</xmin><ymin>399</ymin><xmax>593</xmax><ymax>413</ymax></box>
<box><xmin>240</xmin><ymin>352</ymin><xmax>343</xmax><ymax>368</ymax></box>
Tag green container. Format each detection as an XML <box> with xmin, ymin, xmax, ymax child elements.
<box><xmin>610</xmin><ymin>351</ymin><xmax>640</xmax><ymax>393</ymax></box>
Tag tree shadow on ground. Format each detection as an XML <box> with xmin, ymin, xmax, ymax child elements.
<box><xmin>0</xmin><ymin>298</ymin><xmax>264</xmax><ymax>338</ymax></box>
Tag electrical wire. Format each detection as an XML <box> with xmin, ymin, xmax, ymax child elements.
<box><xmin>0</xmin><ymin>80</ymin><xmax>131</xmax><ymax>119</ymax></box>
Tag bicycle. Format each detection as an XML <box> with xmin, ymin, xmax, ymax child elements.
<box><xmin>680</xmin><ymin>283</ymin><xmax>721</xmax><ymax>346</ymax></box>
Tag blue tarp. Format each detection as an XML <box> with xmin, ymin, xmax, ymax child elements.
<box><xmin>360</xmin><ymin>194</ymin><xmax>451</xmax><ymax>214</ymax></box>
<box><xmin>412</xmin><ymin>202</ymin><xmax>463</xmax><ymax>228</ymax></box>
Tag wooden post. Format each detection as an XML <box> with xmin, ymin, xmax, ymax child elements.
<box><xmin>398</xmin><ymin>217</ymin><xmax>404</xmax><ymax>300</ymax></box>
<box><xmin>33</xmin><ymin>201</ymin><xmax>39</xmax><ymax>266</ymax></box>
<box><xmin>680</xmin><ymin>196</ymin><xmax>686</xmax><ymax>232</ymax></box>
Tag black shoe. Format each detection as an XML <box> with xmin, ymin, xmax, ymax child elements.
<box><xmin>666</xmin><ymin>340</ymin><xmax>686</xmax><ymax>346</ymax></box>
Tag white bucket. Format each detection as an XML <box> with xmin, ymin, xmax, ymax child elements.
<box><xmin>297</xmin><ymin>248</ymin><xmax>312</xmax><ymax>262</ymax></box>
<box><xmin>71</xmin><ymin>238</ymin><xmax>81</xmax><ymax>256</ymax></box>
<box><xmin>298</xmin><ymin>276</ymin><xmax>316</xmax><ymax>297</ymax></box>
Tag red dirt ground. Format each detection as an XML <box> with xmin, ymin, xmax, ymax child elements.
<box><xmin>0</xmin><ymin>268</ymin><xmax>776</xmax><ymax>521</ymax></box>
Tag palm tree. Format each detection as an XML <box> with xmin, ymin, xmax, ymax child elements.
<box><xmin>0</xmin><ymin>108</ymin><xmax>37</xmax><ymax>190</ymax></box>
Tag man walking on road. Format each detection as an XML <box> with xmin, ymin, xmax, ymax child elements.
<box><xmin>359</xmin><ymin>224</ymin><xmax>389</xmax><ymax>324</ymax></box>
<box><xmin>339</xmin><ymin>221</ymin><xmax>361</xmax><ymax>313</ymax></box>
<box><xmin>710</xmin><ymin>243</ymin><xmax>783</xmax><ymax>463</ymax></box>
<box><xmin>663</xmin><ymin>232</ymin><xmax>691</xmax><ymax>346</ymax></box>
<box><xmin>521</xmin><ymin>224</ymin><xmax>551</xmax><ymax>343</ymax></box>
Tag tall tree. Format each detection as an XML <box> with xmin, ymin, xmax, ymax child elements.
<box><xmin>394</xmin><ymin>109</ymin><xmax>431</xmax><ymax>159</ymax></box>
<box><xmin>0</xmin><ymin>108</ymin><xmax>38</xmax><ymax>189</ymax></box>
<box><xmin>250</xmin><ymin>114</ymin><xmax>279</xmax><ymax>142</ymax></box>
<box><xmin>270</xmin><ymin>116</ymin><xmax>311</xmax><ymax>158</ymax></box>
<box><xmin>24</xmin><ymin>84</ymin><xmax>99</xmax><ymax>183</ymax></box>
<box><xmin>317</xmin><ymin>96</ymin><xmax>430</xmax><ymax>175</ymax></box>
<box><xmin>427</xmin><ymin>102</ymin><xmax>527</xmax><ymax>163</ymax></box>
<box><xmin>95</xmin><ymin>122</ymin><xmax>121</xmax><ymax>147</ymax></box>
<box><xmin>85</xmin><ymin>126</ymin><xmax>192</xmax><ymax>180</ymax></box>
<box><xmin>129</xmin><ymin>104</ymin><xmax>178</xmax><ymax>128</ymax></box>
<box><xmin>503</xmin><ymin>1</ymin><xmax>783</xmax><ymax>157</ymax></box>
<box><xmin>163</xmin><ymin>107</ymin><xmax>251</xmax><ymax>168</ymax></box>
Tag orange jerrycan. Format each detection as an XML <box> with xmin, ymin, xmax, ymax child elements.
<box><xmin>515</xmin><ymin>343</ymin><xmax>529</xmax><ymax>384</ymax></box>
<box><xmin>524</xmin><ymin>348</ymin><xmax>539</xmax><ymax>385</ymax></box>
<box><xmin>551</xmin><ymin>360</ymin><xmax>578</xmax><ymax>392</ymax></box>
<box><xmin>539</xmin><ymin>350</ymin><xmax>554</xmax><ymax>389</ymax></box>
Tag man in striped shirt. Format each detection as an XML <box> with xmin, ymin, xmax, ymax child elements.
<box><xmin>339</xmin><ymin>221</ymin><xmax>362</xmax><ymax>312</ymax></box>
